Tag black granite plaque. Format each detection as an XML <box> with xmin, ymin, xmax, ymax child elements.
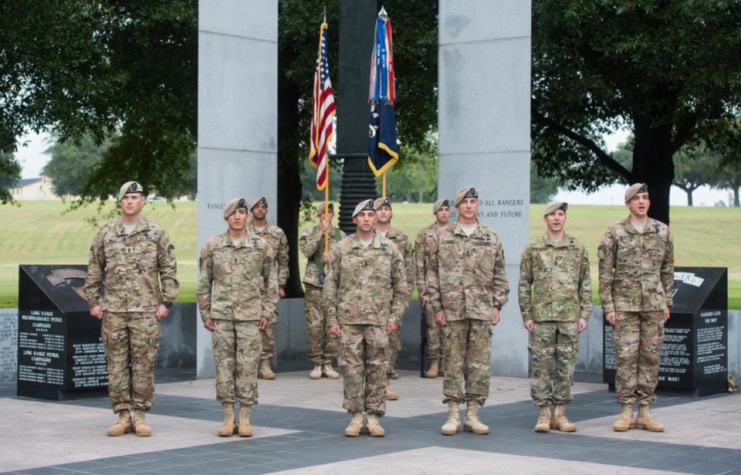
<box><xmin>17</xmin><ymin>265</ymin><xmax>108</xmax><ymax>401</ymax></box>
<box><xmin>603</xmin><ymin>267</ymin><xmax>728</xmax><ymax>397</ymax></box>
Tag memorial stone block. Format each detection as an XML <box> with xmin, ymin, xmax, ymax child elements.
<box><xmin>604</xmin><ymin>267</ymin><xmax>728</xmax><ymax>397</ymax></box>
<box><xmin>17</xmin><ymin>265</ymin><xmax>107</xmax><ymax>400</ymax></box>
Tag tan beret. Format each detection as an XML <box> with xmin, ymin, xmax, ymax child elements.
<box><xmin>543</xmin><ymin>201</ymin><xmax>568</xmax><ymax>216</ymax></box>
<box><xmin>374</xmin><ymin>197</ymin><xmax>392</xmax><ymax>209</ymax></box>
<box><xmin>317</xmin><ymin>202</ymin><xmax>334</xmax><ymax>217</ymax></box>
<box><xmin>224</xmin><ymin>198</ymin><xmax>248</xmax><ymax>219</ymax></box>
<box><xmin>250</xmin><ymin>196</ymin><xmax>268</xmax><ymax>210</ymax></box>
<box><xmin>432</xmin><ymin>199</ymin><xmax>450</xmax><ymax>214</ymax></box>
<box><xmin>625</xmin><ymin>183</ymin><xmax>648</xmax><ymax>202</ymax></box>
<box><xmin>352</xmin><ymin>199</ymin><xmax>375</xmax><ymax>218</ymax></box>
<box><xmin>454</xmin><ymin>186</ymin><xmax>478</xmax><ymax>207</ymax></box>
<box><xmin>118</xmin><ymin>181</ymin><xmax>144</xmax><ymax>201</ymax></box>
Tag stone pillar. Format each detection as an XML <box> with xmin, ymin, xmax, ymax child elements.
<box><xmin>438</xmin><ymin>0</ymin><xmax>532</xmax><ymax>377</ymax></box>
<box><xmin>196</xmin><ymin>0</ymin><xmax>278</xmax><ymax>378</ymax></box>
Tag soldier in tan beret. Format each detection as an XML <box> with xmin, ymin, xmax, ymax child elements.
<box><xmin>373</xmin><ymin>197</ymin><xmax>414</xmax><ymax>400</ymax></box>
<box><xmin>324</xmin><ymin>199</ymin><xmax>408</xmax><ymax>437</ymax></box>
<box><xmin>84</xmin><ymin>181</ymin><xmax>178</xmax><ymax>437</ymax></box>
<box><xmin>247</xmin><ymin>197</ymin><xmax>289</xmax><ymax>380</ymax></box>
<box><xmin>414</xmin><ymin>199</ymin><xmax>451</xmax><ymax>378</ymax></box>
<box><xmin>299</xmin><ymin>203</ymin><xmax>346</xmax><ymax>379</ymax></box>
<box><xmin>598</xmin><ymin>183</ymin><xmax>674</xmax><ymax>432</ymax></box>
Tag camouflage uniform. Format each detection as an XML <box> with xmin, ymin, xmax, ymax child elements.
<box><xmin>324</xmin><ymin>233</ymin><xmax>408</xmax><ymax>416</ymax></box>
<box><xmin>414</xmin><ymin>223</ymin><xmax>445</xmax><ymax>360</ymax></box>
<box><xmin>84</xmin><ymin>217</ymin><xmax>178</xmax><ymax>413</ymax></box>
<box><xmin>427</xmin><ymin>221</ymin><xmax>509</xmax><ymax>405</ymax></box>
<box><xmin>197</xmin><ymin>231</ymin><xmax>278</xmax><ymax>405</ymax></box>
<box><xmin>247</xmin><ymin>221</ymin><xmax>288</xmax><ymax>361</ymax></box>
<box><xmin>519</xmin><ymin>233</ymin><xmax>593</xmax><ymax>406</ymax></box>
<box><xmin>382</xmin><ymin>226</ymin><xmax>415</xmax><ymax>376</ymax></box>
<box><xmin>300</xmin><ymin>225</ymin><xmax>346</xmax><ymax>365</ymax></box>
<box><xmin>598</xmin><ymin>218</ymin><xmax>674</xmax><ymax>406</ymax></box>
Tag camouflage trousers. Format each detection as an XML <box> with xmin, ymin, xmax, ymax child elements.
<box><xmin>442</xmin><ymin>319</ymin><xmax>492</xmax><ymax>406</ymax></box>
<box><xmin>102</xmin><ymin>312</ymin><xmax>161</xmax><ymax>413</ymax></box>
<box><xmin>425</xmin><ymin>303</ymin><xmax>444</xmax><ymax>359</ymax></box>
<box><xmin>613</xmin><ymin>311</ymin><xmax>664</xmax><ymax>406</ymax></box>
<box><xmin>260</xmin><ymin>316</ymin><xmax>277</xmax><ymax>361</ymax></box>
<box><xmin>339</xmin><ymin>324</ymin><xmax>388</xmax><ymax>416</ymax></box>
<box><xmin>305</xmin><ymin>284</ymin><xmax>338</xmax><ymax>364</ymax></box>
<box><xmin>213</xmin><ymin>320</ymin><xmax>261</xmax><ymax>406</ymax></box>
<box><xmin>529</xmin><ymin>321</ymin><xmax>579</xmax><ymax>406</ymax></box>
<box><xmin>385</xmin><ymin>321</ymin><xmax>402</xmax><ymax>376</ymax></box>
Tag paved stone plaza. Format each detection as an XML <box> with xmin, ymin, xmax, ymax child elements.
<box><xmin>1</xmin><ymin>364</ymin><xmax>741</xmax><ymax>475</ymax></box>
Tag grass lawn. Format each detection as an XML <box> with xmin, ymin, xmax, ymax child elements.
<box><xmin>1</xmin><ymin>201</ymin><xmax>739</xmax><ymax>309</ymax></box>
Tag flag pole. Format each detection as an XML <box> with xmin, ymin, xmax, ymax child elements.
<box><xmin>324</xmin><ymin>172</ymin><xmax>329</xmax><ymax>253</ymax></box>
<box><xmin>382</xmin><ymin>172</ymin><xmax>386</xmax><ymax>197</ymax></box>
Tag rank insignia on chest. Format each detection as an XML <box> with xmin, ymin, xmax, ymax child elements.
<box><xmin>251</xmin><ymin>237</ymin><xmax>260</xmax><ymax>248</ymax></box>
<box><xmin>380</xmin><ymin>243</ymin><xmax>388</xmax><ymax>252</ymax></box>
<box><xmin>601</xmin><ymin>237</ymin><xmax>611</xmax><ymax>246</ymax></box>
<box><xmin>125</xmin><ymin>247</ymin><xmax>134</xmax><ymax>254</ymax></box>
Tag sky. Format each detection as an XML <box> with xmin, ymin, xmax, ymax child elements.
<box><xmin>14</xmin><ymin>128</ymin><xmax>734</xmax><ymax>207</ymax></box>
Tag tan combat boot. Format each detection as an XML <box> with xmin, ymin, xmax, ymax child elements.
<box><xmin>463</xmin><ymin>400</ymin><xmax>489</xmax><ymax>435</ymax></box>
<box><xmin>238</xmin><ymin>404</ymin><xmax>253</xmax><ymax>437</ymax></box>
<box><xmin>613</xmin><ymin>403</ymin><xmax>636</xmax><ymax>432</ymax></box>
<box><xmin>107</xmin><ymin>410</ymin><xmax>133</xmax><ymax>436</ymax></box>
<box><xmin>438</xmin><ymin>357</ymin><xmax>445</xmax><ymax>377</ymax></box>
<box><xmin>426</xmin><ymin>359</ymin><xmax>439</xmax><ymax>378</ymax></box>
<box><xmin>386</xmin><ymin>383</ymin><xmax>398</xmax><ymax>401</ymax></box>
<box><xmin>258</xmin><ymin>360</ymin><xmax>276</xmax><ymax>380</ymax></box>
<box><xmin>133</xmin><ymin>409</ymin><xmax>151</xmax><ymax>437</ymax></box>
<box><xmin>309</xmin><ymin>364</ymin><xmax>322</xmax><ymax>379</ymax></box>
<box><xmin>441</xmin><ymin>402</ymin><xmax>460</xmax><ymax>435</ymax></box>
<box><xmin>322</xmin><ymin>363</ymin><xmax>340</xmax><ymax>379</ymax></box>
<box><xmin>551</xmin><ymin>404</ymin><xmax>577</xmax><ymax>432</ymax></box>
<box><xmin>344</xmin><ymin>412</ymin><xmax>364</xmax><ymax>437</ymax></box>
<box><xmin>636</xmin><ymin>405</ymin><xmax>664</xmax><ymax>432</ymax></box>
<box><xmin>534</xmin><ymin>405</ymin><xmax>550</xmax><ymax>433</ymax></box>
<box><xmin>218</xmin><ymin>402</ymin><xmax>237</xmax><ymax>437</ymax></box>
<box><xmin>366</xmin><ymin>414</ymin><xmax>385</xmax><ymax>437</ymax></box>
<box><xmin>388</xmin><ymin>370</ymin><xmax>399</xmax><ymax>380</ymax></box>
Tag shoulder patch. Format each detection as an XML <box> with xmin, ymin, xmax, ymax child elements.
<box><xmin>521</xmin><ymin>250</ymin><xmax>525</xmax><ymax>260</ymax></box>
<box><xmin>93</xmin><ymin>237</ymin><xmax>99</xmax><ymax>246</ymax></box>
<box><xmin>200</xmin><ymin>247</ymin><xmax>206</xmax><ymax>258</ymax></box>
<box><xmin>415</xmin><ymin>237</ymin><xmax>420</xmax><ymax>244</ymax></box>
<box><xmin>601</xmin><ymin>237</ymin><xmax>611</xmax><ymax>246</ymax></box>
<box><xmin>301</xmin><ymin>229</ymin><xmax>309</xmax><ymax>237</ymax></box>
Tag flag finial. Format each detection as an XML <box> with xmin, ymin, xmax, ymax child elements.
<box><xmin>378</xmin><ymin>6</ymin><xmax>388</xmax><ymax>19</ymax></box>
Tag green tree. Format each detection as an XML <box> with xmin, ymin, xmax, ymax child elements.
<box><xmin>0</xmin><ymin>152</ymin><xmax>21</xmax><ymax>204</ymax></box>
<box><xmin>672</xmin><ymin>144</ymin><xmax>720</xmax><ymax>207</ymax></box>
<box><xmin>42</xmin><ymin>134</ymin><xmax>107</xmax><ymax>197</ymax></box>
<box><xmin>530</xmin><ymin>161</ymin><xmax>559</xmax><ymax>204</ymax></box>
<box><xmin>375</xmin><ymin>142</ymin><xmax>437</xmax><ymax>202</ymax></box>
<box><xmin>532</xmin><ymin>0</ymin><xmax>741</xmax><ymax>225</ymax></box>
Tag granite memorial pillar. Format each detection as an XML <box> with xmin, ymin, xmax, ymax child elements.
<box><xmin>438</xmin><ymin>1</ymin><xmax>532</xmax><ymax>377</ymax></box>
<box><xmin>196</xmin><ymin>0</ymin><xmax>278</xmax><ymax>378</ymax></box>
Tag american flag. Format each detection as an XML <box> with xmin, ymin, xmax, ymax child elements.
<box><xmin>309</xmin><ymin>23</ymin><xmax>335</xmax><ymax>191</ymax></box>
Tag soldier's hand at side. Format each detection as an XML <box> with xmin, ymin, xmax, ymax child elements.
<box><xmin>322</xmin><ymin>252</ymin><xmax>332</xmax><ymax>263</ymax></box>
<box><xmin>259</xmin><ymin>317</ymin><xmax>269</xmax><ymax>330</ymax></box>
<box><xmin>523</xmin><ymin>320</ymin><xmax>534</xmax><ymax>332</ymax></box>
<box><xmin>156</xmin><ymin>304</ymin><xmax>169</xmax><ymax>321</ymax></box>
<box><xmin>387</xmin><ymin>323</ymin><xmax>399</xmax><ymax>334</ymax></box>
<box><xmin>203</xmin><ymin>319</ymin><xmax>215</xmax><ymax>332</ymax></box>
<box><xmin>663</xmin><ymin>307</ymin><xmax>671</xmax><ymax>322</ymax></box>
<box><xmin>435</xmin><ymin>310</ymin><xmax>447</xmax><ymax>326</ymax></box>
<box><xmin>329</xmin><ymin>324</ymin><xmax>341</xmax><ymax>336</ymax></box>
<box><xmin>90</xmin><ymin>305</ymin><xmax>103</xmax><ymax>320</ymax></box>
<box><xmin>605</xmin><ymin>311</ymin><xmax>616</xmax><ymax>326</ymax></box>
<box><xmin>577</xmin><ymin>318</ymin><xmax>588</xmax><ymax>332</ymax></box>
<box><xmin>405</xmin><ymin>301</ymin><xmax>410</xmax><ymax>309</ymax></box>
<box><xmin>279</xmin><ymin>287</ymin><xmax>286</xmax><ymax>299</ymax></box>
<box><xmin>491</xmin><ymin>308</ymin><xmax>500</xmax><ymax>326</ymax></box>
<box><xmin>419</xmin><ymin>295</ymin><xmax>426</xmax><ymax>307</ymax></box>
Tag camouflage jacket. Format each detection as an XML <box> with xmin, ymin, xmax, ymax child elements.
<box><xmin>323</xmin><ymin>233</ymin><xmax>409</xmax><ymax>327</ymax></box>
<box><xmin>196</xmin><ymin>231</ymin><xmax>279</xmax><ymax>323</ymax></box>
<box><xmin>427</xmin><ymin>221</ymin><xmax>509</xmax><ymax>321</ymax></box>
<box><xmin>300</xmin><ymin>225</ymin><xmax>347</xmax><ymax>288</ymax></box>
<box><xmin>383</xmin><ymin>226</ymin><xmax>416</xmax><ymax>297</ymax></box>
<box><xmin>598</xmin><ymin>217</ymin><xmax>674</xmax><ymax>313</ymax></box>
<box><xmin>414</xmin><ymin>223</ymin><xmax>440</xmax><ymax>298</ymax></box>
<box><xmin>84</xmin><ymin>216</ymin><xmax>179</xmax><ymax>312</ymax></box>
<box><xmin>247</xmin><ymin>221</ymin><xmax>289</xmax><ymax>286</ymax></box>
<box><xmin>518</xmin><ymin>233</ymin><xmax>593</xmax><ymax>323</ymax></box>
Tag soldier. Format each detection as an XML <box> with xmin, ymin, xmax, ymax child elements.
<box><xmin>324</xmin><ymin>199</ymin><xmax>408</xmax><ymax>437</ymax></box>
<box><xmin>414</xmin><ymin>199</ymin><xmax>451</xmax><ymax>378</ymax></box>
<box><xmin>519</xmin><ymin>201</ymin><xmax>593</xmax><ymax>433</ymax></box>
<box><xmin>373</xmin><ymin>197</ymin><xmax>414</xmax><ymax>400</ymax></box>
<box><xmin>427</xmin><ymin>186</ymin><xmax>508</xmax><ymax>436</ymax></box>
<box><xmin>197</xmin><ymin>198</ymin><xmax>278</xmax><ymax>438</ymax></box>
<box><xmin>84</xmin><ymin>181</ymin><xmax>178</xmax><ymax>437</ymax></box>
<box><xmin>599</xmin><ymin>183</ymin><xmax>673</xmax><ymax>432</ymax></box>
<box><xmin>300</xmin><ymin>203</ymin><xmax>346</xmax><ymax>379</ymax></box>
<box><xmin>248</xmin><ymin>197</ymin><xmax>289</xmax><ymax>380</ymax></box>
